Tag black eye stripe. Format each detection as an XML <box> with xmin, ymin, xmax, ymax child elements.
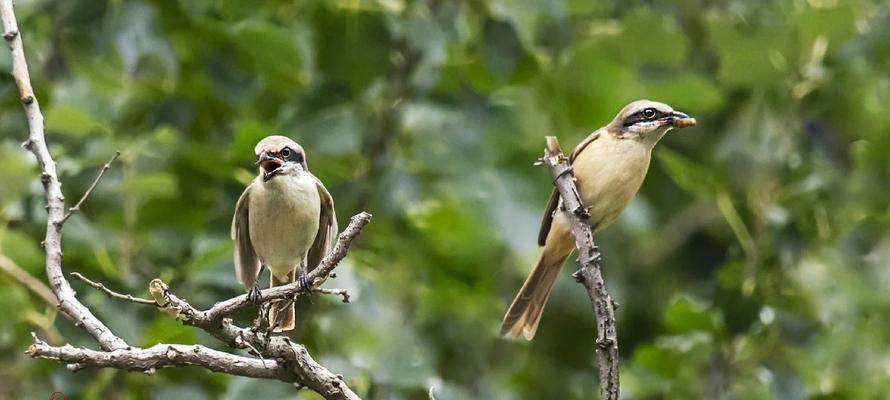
<box><xmin>623</xmin><ymin>109</ymin><xmax>667</xmax><ymax>126</ymax></box>
<box><xmin>279</xmin><ymin>147</ymin><xmax>304</xmax><ymax>163</ymax></box>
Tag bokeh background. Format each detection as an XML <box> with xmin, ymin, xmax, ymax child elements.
<box><xmin>1</xmin><ymin>0</ymin><xmax>889</xmax><ymax>399</ymax></box>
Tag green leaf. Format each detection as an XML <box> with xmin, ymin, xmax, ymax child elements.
<box><xmin>45</xmin><ymin>104</ymin><xmax>111</xmax><ymax>137</ymax></box>
<box><xmin>663</xmin><ymin>295</ymin><xmax>721</xmax><ymax>333</ymax></box>
<box><xmin>124</xmin><ymin>172</ymin><xmax>178</xmax><ymax>199</ymax></box>
<box><xmin>228</xmin><ymin>118</ymin><xmax>271</xmax><ymax>161</ymax></box>
<box><xmin>656</xmin><ymin>148</ymin><xmax>725</xmax><ymax>198</ymax></box>
<box><xmin>796</xmin><ymin>3</ymin><xmax>856</xmax><ymax>43</ymax></box>
<box><xmin>716</xmin><ymin>192</ymin><xmax>756</xmax><ymax>257</ymax></box>
<box><xmin>649</xmin><ymin>73</ymin><xmax>725</xmax><ymax>113</ymax></box>
<box><xmin>0</xmin><ymin>230</ymin><xmax>43</xmax><ymax>275</ymax></box>
<box><xmin>0</xmin><ymin>146</ymin><xmax>32</xmax><ymax>207</ymax></box>
<box><xmin>230</xmin><ymin>21</ymin><xmax>306</xmax><ymax>88</ymax></box>
<box><xmin>613</xmin><ymin>9</ymin><xmax>688</xmax><ymax>66</ymax></box>
<box><xmin>706</xmin><ymin>16</ymin><xmax>793</xmax><ymax>89</ymax></box>
<box><xmin>140</xmin><ymin>314</ymin><xmax>197</xmax><ymax>347</ymax></box>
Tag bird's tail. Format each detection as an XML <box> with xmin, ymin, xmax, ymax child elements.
<box><xmin>268</xmin><ymin>269</ymin><xmax>296</xmax><ymax>332</ymax></box>
<box><xmin>500</xmin><ymin>244</ymin><xmax>571</xmax><ymax>340</ymax></box>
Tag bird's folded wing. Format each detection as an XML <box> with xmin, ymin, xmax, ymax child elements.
<box><xmin>232</xmin><ymin>184</ymin><xmax>261</xmax><ymax>288</ymax></box>
<box><xmin>536</xmin><ymin>131</ymin><xmax>600</xmax><ymax>246</ymax></box>
<box><xmin>306</xmin><ymin>176</ymin><xmax>338</xmax><ymax>272</ymax></box>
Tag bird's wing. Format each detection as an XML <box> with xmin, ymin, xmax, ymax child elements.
<box><xmin>306</xmin><ymin>176</ymin><xmax>337</xmax><ymax>273</ymax></box>
<box><xmin>232</xmin><ymin>184</ymin><xmax>261</xmax><ymax>289</ymax></box>
<box><xmin>536</xmin><ymin>131</ymin><xmax>600</xmax><ymax>246</ymax></box>
<box><xmin>569</xmin><ymin>131</ymin><xmax>601</xmax><ymax>163</ymax></box>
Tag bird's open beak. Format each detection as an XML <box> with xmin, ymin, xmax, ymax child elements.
<box><xmin>257</xmin><ymin>152</ymin><xmax>284</xmax><ymax>181</ymax></box>
<box><xmin>670</xmin><ymin>111</ymin><xmax>696</xmax><ymax>128</ymax></box>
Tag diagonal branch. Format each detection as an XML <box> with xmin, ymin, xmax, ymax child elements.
<box><xmin>1</xmin><ymin>0</ymin><xmax>128</xmax><ymax>352</ymax></box>
<box><xmin>541</xmin><ymin>136</ymin><xmax>619</xmax><ymax>400</ymax></box>
<box><xmin>60</xmin><ymin>151</ymin><xmax>121</xmax><ymax>225</ymax></box>
<box><xmin>192</xmin><ymin>212</ymin><xmax>372</xmax><ymax>325</ymax></box>
<box><xmin>70</xmin><ymin>272</ymin><xmax>156</xmax><ymax>305</ymax></box>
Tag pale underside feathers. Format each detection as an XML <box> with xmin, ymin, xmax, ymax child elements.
<box><xmin>231</xmin><ymin>168</ymin><xmax>337</xmax><ymax>289</ymax></box>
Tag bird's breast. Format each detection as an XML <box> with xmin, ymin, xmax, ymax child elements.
<box><xmin>248</xmin><ymin>173</ymin><xmax>321</xmax><ymax>276</ymax></box>
<box><xmin>571</xmin><ymin>136</ymin><xmax>652</xmax><ymax>233</ymax></box>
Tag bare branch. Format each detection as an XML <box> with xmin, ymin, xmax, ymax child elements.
<box><xmin>60</xmin><ymin>151</ymin><xmax>121</xmax><ymax>225</ymax></box>
<box><xmin>70</xmin><ymin>272</ymin><xmax>156</xmax><ymax>305</ymax></box>
<box><xmin>28</xmin><ymin>341</ymin><xmax>295</xmax><ymax>381</ymax></box>
<box><xmin>138</xmin><ymin>213</ymin><xmax>374</xmax><ymax>399</ymax></box>
<box><xmin>148</xmin><ymin>279</ymin><xmax>361</xmax><ymax>399</ymax></box>
<box><xmin>542</xmin><ymin>136</ymin><xmax>619</xmax><ymax>399</ymax></box>
<box><xmin>1</xmin><ymin>0</ymin><xmax>128</xmax><ymax>352</ymax></box>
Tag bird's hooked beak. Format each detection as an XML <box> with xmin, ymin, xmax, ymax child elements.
<box><xmin>669</xmin><ymin>111</ymin><xmax>696</xmax><ymax>129</ymax></box>
<box><xmin>257</xmin><ymin>152</ymin><xmax>284</xmax><ymax>182</ymax></box>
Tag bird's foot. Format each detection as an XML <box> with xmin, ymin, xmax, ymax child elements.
<box><xmin>251</xmin><ymin>303</ymin><xmax>270</xmax><ymax>332</ymax></box>
<box><xmin>297</xmin><ymin>273</ymin><xmax>311</xmax><ymax>293</ymax></box>
<box><xmin>247</xmin><ymin>285</ymin><xmax>262</xmax><ymax>304</ymax></box>
<box><xmin>296</xmin><ymin>273</ymin><xmax>314</xmax><ymax>304</ymax></box>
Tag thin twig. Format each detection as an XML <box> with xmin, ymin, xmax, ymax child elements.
<box><xmin>234</xmin><ymin>331</ymin><xmax>267</xmax><ymax>368</ymax></box>
<box><xmin>314</xmin><ymin>288</ymin><xmax>350</xmax><ymax>303</ymax></box>
<box><xmin>542</xmin><ymin>136</ymin><xmax>619</xmax><ymax>400</ymax></box>
<box><xmin>307</xmin><ymin>212</ymin><xmax>372</xmax><ymax>288</ymax></box>
<box><xmin>60</xmin><ymin>152</ymin><xmax>121</xmax><ymax>225</ymax></box>
<box><xmin>70</xmin><ymin>272</ymin><xmax>156</xmax><ymax>305</ymax></box>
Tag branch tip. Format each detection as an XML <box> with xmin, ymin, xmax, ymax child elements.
<box><xmin>70</xmin><ymin>272</ymin><xmax>156</xmax><ymax>305</ymax></box>
<box><xmin>61</xmin><ymin>151</ymin><xmax>121</xmax><ymax>225</ymax></box>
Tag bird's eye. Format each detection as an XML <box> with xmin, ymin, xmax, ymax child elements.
<box><xmin>280</xmin><ymin>148</ymin><xmax>292</xmax><ymax>159</ymax></box>
<box><xmin>643</xmin><ymin>108</ymin><xmax>657</xmax><ymax>119</ymax></box>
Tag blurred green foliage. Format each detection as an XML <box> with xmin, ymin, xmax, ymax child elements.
<box><xmin>1</xmin><ymin>0</ymin><xmax>888</xmax><ymax>399</ymax></box>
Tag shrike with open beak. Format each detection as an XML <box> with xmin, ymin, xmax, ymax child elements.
<box><xmin>232</xmin><ymin>136</ymin><xmax>337</xmax><ymax>332</ymax></box>
<box><xmin>501</xmin><ymin>100</ymin><xmax>696</xmax><ymax>340</ymax></box>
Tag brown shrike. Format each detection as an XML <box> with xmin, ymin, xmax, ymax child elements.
<box><xmin>232</xmin><ymin>136</ymin><xmax>337</xmax><ymax>332</ymax></box>
<box><xmin>501</xmin><ymin>100</ymin><xmax>696</xmax><ymax>340</ymax></box>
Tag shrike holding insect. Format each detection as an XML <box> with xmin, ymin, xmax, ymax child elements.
<box><xmin>501</xmin><ymin>100</ymin><xmax>696</xmax><ymax>340</ymax></box>
<box><xmin>232</xmin><ymin>136</ymin><xmax>337</xmax><ymax>332</ymax></box>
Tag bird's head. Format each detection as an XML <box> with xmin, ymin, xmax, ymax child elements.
<box><xmin>608</xmin><ymin>100</ymin><xmax>696</xmax><ymax>144</ymax></box>
<box><xmin>254</xmin><ymin>135</ymin><xmax>308</xmax><ymax>182</ymax></box>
